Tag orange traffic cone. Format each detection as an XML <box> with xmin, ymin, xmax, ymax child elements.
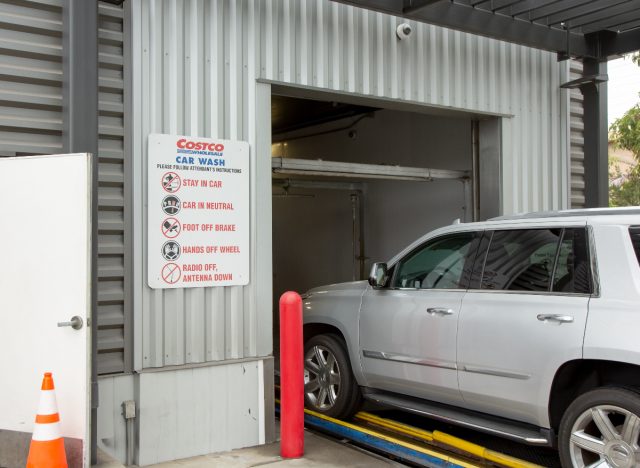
<box><xmin>26</xmin><ymin>372</ymin><xmax>68</xmax><ymax>468</ymax></box>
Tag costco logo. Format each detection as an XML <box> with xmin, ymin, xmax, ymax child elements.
<box><xmin>176</xmin><ymin>139</ymin><xmax>225</xmax><ymax>152</ymax></box>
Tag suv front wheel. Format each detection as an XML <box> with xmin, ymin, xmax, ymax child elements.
<box><xmin>303</xmin><ymin>334</ymin><xmax>361</xmax><ymax>419</ymax></box>
<box><xmin>559</xmin><ymin>387</ymin><xmax>640</xmax><ymax>468</ymax></box>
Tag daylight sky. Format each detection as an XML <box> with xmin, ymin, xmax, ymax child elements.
<box><xmin>608</xmin><ymin>56</ymin><xmax>640</xmax><ymax>126</ymax></box>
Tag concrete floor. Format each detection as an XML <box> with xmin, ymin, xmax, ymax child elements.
<box><xmin>95</xmin><ymin>427</ymin><xmax>404</xmax><ymax>468</ymax></box>
<box><xmin>147</xmin><ymin>430</ymin><xmax>403</xmax><ymax>468</ymax></box>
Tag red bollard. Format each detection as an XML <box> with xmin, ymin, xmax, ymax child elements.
<box><xmin>279</xmin><ymin>291</ymin><xmax>304</xmax><ymax>458</ymax></box>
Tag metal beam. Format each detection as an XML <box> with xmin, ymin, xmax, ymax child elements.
<box><xmin>272</xmin><ymin>157</ymin><xmax>470</xmax><ymax>181</ymax></box>
<box><xmin>581</xmin><ymin>59</ymin><xmax>608</xmax><ymax>207</ymax></box>
<box><xmin>573</xmin><ymin>4</ymin><xmax>640</xmax><ymax>32</ymax></box>
<box><xmin>63</xmin><ymin>0</ymin><xmax>98</xmax><ymax>155</ymax></box>
<box><xmin>410</xmin><ymin>1</ymin><xmax>593</xmax><ymax>56</ymax></box>
<box><xmin>510</xmin><ymin>0</ymin><xmax>563</xmax><ymax>17</ymax></box>
<box><xmin>580</xmin><ymin>8</ymin><xmax>640</xmax><ymax>34</ymax></box>
<box><xmin>560</xmin><ymin>74</ymin><xmax>608</xmax><ymax>89</ymax></box>
<box><xmin>332</xmin><ymin>0</ymin><xmax>595</xmax><ymax>57</ymax></box>
<box><xmin>527</xmin><ymin>0</ymin><xmax>590</xmax><ymax>22</ymax></box>
<box><xmin>62</xmin><ymin>0</ymin><xmax>98</xmax><ymax>464</ymax></box>
<box><xmin>546</xmin><ymin>0</ymin><xmax>631</xmax><ymax>27</ymax></box>
<box><xmin>468</xmin><ymin>0</ymin><xmax>521</xmax><ymax>12</ymax></box>
<box><xmin>403</xmin><ymin>0</ymin><xmax>444</xmax><ymax>14</ymax></box>
<box><xmin>490</xmin><ymin>0</ymin><xmax>524</xmax><ymax>12</ymax></box>
<box><xmin>617</xmin><ymin>19</ymin><xmax>640</xmax><ymax>33</ymax></box>
<box><xmin>601</xmin><ymin>27</ymin><xmax>640</xmax><ymax>55</ymax></box>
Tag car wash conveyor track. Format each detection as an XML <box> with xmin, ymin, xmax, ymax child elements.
<box><xmin>275</xmin><ymin>395</ymin><xmax>542</xmax><ymax>468</ymax></box>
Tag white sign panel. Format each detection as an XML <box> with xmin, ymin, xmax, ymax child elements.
<box><xmin>148</xmin><ymin>134</ymin><xmax>249</xmax><ymax>288</ymax></box>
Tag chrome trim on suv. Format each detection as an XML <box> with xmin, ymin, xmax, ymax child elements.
<box><xmin>461</xmin><ymin>365</ymin><xmax>531</xmax><ymax>381</ymax></box>
<box><xmin>363</xmin><ymin>350</ymin><xmax>457</xmax><ymax>370</ymax></box>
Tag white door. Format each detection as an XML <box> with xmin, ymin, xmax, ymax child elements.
<box><xmin>359</xmin><ymin>232</ymin><xmax>478</xmax><ymax>406</ymax></box>
<box><xmin>0</xmin><ymin>154</ymin><xmax>92</xmax><ymax>467</ymax></box>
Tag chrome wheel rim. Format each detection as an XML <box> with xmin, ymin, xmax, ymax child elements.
<box><xmin>304</xmin><ymin>345</ymin><xmax>341</xmax><ymax>411</ymax></box>
<box><xmin>569</xmin><ymin>405</ymin><xmax>640</xmax><ymax>468</ymax></box>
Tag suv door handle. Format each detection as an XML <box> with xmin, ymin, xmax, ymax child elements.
<box><xmin>537</xmin><ymin>314</ymin><xmax>574</xmax><ymax>323</ymax></box>
<box><xmin>427</xmin><ymin>308</ymin><xmax>454</xmax><ymax>316</ymax></box>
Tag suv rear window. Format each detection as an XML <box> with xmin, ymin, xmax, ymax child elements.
<box><xmin>630</xmin><ymin>227</ymin><xmax>640</xmax><ymax>266</ymax></box>
<box><xmin>477</xmin><ymin>228</ymin><xmax>592</xmax><ymax>294</ymax></box>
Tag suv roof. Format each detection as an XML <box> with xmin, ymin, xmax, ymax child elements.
<box><xmin>490</xmin><ymin>207</ymin><xmax>640</xmax><ymax>221</ymax></box>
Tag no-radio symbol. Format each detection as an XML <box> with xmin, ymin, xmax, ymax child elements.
<box><xmin>161</xmin><ymin>263</ymin><xmax>181</xmax><ymax>284</ymax></box>
<box><xmin>162</xmin><ymin>172</ymin><xmax>181</xmax><ymax>193</ymax></box>
<box><xmin>161</xmin><ymin>241</ymin><xmax>181</xmax><ymax>261</ymax></box>
<box><xmin>162</xmin><ymin>195</ymin><xmax>181</xmax><ymax>215</ymax></box>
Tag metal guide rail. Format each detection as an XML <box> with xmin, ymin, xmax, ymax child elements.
<box><xmin>274</xmin><ymin>394</ymin><xmax>541</xmax><ymax>468</ymax></box>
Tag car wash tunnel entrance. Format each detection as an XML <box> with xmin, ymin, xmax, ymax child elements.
<box><xmin>267</xmin><ymin>91</ymin><xmax>562</xmax><ymax>467</ymax></box>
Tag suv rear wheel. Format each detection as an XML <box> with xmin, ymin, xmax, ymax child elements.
<box><xmin>559</xmin><ymin>387</ymin><xmax>640</xmax><ymax>468</ymax></box>
<box><xmin>303</xmin><ymin>334</ymin><xmax>361</xmax><ymax>419</ymax></box>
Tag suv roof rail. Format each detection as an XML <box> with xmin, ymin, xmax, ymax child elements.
<box><xmin>489</xmin><ymin>207</ymin><xmax>640</xmax><ymax>221</ymax></box>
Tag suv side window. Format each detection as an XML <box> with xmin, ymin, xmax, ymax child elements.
<box><xmin>481</xmin><ymin>229</ymin><xmax>561</xmax><ymax>291</ymax></box>
<box><xmin>392</xmin><ymin>232</ymin><xmax>478</xmax><ymax>290</ymax></box>
<box><xmin>630</xmin><ymin>227</ymin><xmax>640</xmax><ymax>266</ymax></box>
<box><xmin>552</xmin><ymin>228</ymin><xmax>592</xmax><ymax>294</ymax></box>
<box><xmin>477</xmin><ymin>228</ymin><xmax>592</xmax><ymax>293</ymax></box>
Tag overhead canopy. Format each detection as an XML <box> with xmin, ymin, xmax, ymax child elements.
<box><xmin>332</xmin><ymin>0</ymin><xmax>640</xmax><ymax>60</ymax></box>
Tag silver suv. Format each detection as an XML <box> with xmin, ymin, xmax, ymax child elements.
<box><xmin>301</xmin><ymin>208</ymin><xmax>640</xmax><ymax>468</ymax></box>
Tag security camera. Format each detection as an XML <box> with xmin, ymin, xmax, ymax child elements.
<box><xmin>396</xmin><ymin>23</ymin><xmax>412</xmax><ymax>40</ymax></box>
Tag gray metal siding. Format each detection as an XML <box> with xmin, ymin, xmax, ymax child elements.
<box><xmin>0</xmin><ymin>0</ymin><xmax>129</xmax><ymax>375</ymax></box>
<box><xmin>97</xmin><ymin>1</ymin><xmax>129</xmax><ymax>375</ymax></box>
<box><xmin>569</xmin><ymin>60</ymin><xmax>586</xmax><ymax>208</ymax></box>
<box><xmin>132</xmin><ymin>0</ymin><xmax>571</xmax><ymax>369</ymax></box>
<box><xmin>0</xmin><ymin>0</ymin><xmax>63</xmax><ymax>156</ymax></box>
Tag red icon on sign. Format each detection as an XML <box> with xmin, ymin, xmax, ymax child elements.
<box><xmin>161</xmin><ymin>218</ymin><xmax>181</xmax><ymax>238</ymax></box>
<box><xmin>161</xmin><ymin>263</ymin><xmax>181</xmax><ymax>284</ymax></box>
<box><xmin>162</xmin><ymin>172</ymin><xmax>181</xmax><ymax>193</ymax></box>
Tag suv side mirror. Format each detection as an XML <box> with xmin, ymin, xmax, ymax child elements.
<box><xmin>368</xmin><ymin>263</ymin><xmax>389</xmax><ymax>288</ymax></box>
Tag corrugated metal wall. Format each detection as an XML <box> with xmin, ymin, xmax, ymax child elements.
<box><xmin>97</xmin><ymin>1</ymin><xmax>129</xmax><ymax>375</ymax></box>
<box><xmin>0</xmin><ymin>0</ymin><xmax>63</xmax><ymax>155</ymax></box>
<box><xmin>0</xmin><ymin>0</ymin><xmax>129</xmax><ymax>375</ymax></box>
<box><xmin>132</xmin><ymin>0</ymin><xmax>571</xmax><ymax>369</ymax></box>
<box><xmin>569</xmin><ymin>60</ymin><xmax>586</xmax><ymax>208</ymax></box>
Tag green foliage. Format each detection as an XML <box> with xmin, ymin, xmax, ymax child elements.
<box><xmin>610</xmin><ymin>105</ymin><xmax>640</xmax><ymax>161</ymax></box>
<box><xmin>609</xmin><ymin>161</ymin><xmax>640</xmax><ymax>207</ymax></box>
<box><xmin>607</xmin><ymin>54</ymin><xmax>640</xmax><ymax>207</ymax></box>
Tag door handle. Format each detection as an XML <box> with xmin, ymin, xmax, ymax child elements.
<box><xmin>57</xmin><ymin>316</ymin><xmax>84</xmax><ymax>330</ymax></box>
<box><xmin>537</xmin><ymin>314</ymin><xmax>574</xmax><ymax>324</ymax></box>
<box><xmin>427</xmin><ymin>308</ymin><xmax>454</xmax><ymax>316</ymax></box>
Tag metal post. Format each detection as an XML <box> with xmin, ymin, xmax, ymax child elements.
<box><xmin>582</xmin><ymin>58</ymin><xmax>608</xmax><ymax>208</ymax></box>
<box><xmin>62</xmin><ymin>0</ymin><xmax>99</xmax><ymax>464</ymax></box>
<box><xmin>279</xmin><ymin>292</ymin><xmax>304</xmax><ymax>459</ymax></box>
<box><xmin>471</xmin><ymin>120</ymin><xmax>480</xmax><ymax>221</ymax></box>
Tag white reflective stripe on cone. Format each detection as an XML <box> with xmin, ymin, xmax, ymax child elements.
<box><xmin>32</xmin><ymin>422</ymin><xmax>62</xmax><ymax>441</ymax></box>
<box><xmin>37</xmin><ymin>390</ymin><xmax>59</xmax><ymax>415</ymax></box>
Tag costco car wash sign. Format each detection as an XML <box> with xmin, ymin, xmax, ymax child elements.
<box><xmin>147</xmin><ymin>134</ymin><xmax>249</xmax><ymax>289</ymax></box>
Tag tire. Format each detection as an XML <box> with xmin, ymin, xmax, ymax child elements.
<box><xmin>558</xmin><ymin>387</ymin><xmax>640</xmax><ymax>468</ymax></box>
<box><xmin>303</xmin><ymin>334</ymin><xmax>361</xmax><ymax>419</ymax></box>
